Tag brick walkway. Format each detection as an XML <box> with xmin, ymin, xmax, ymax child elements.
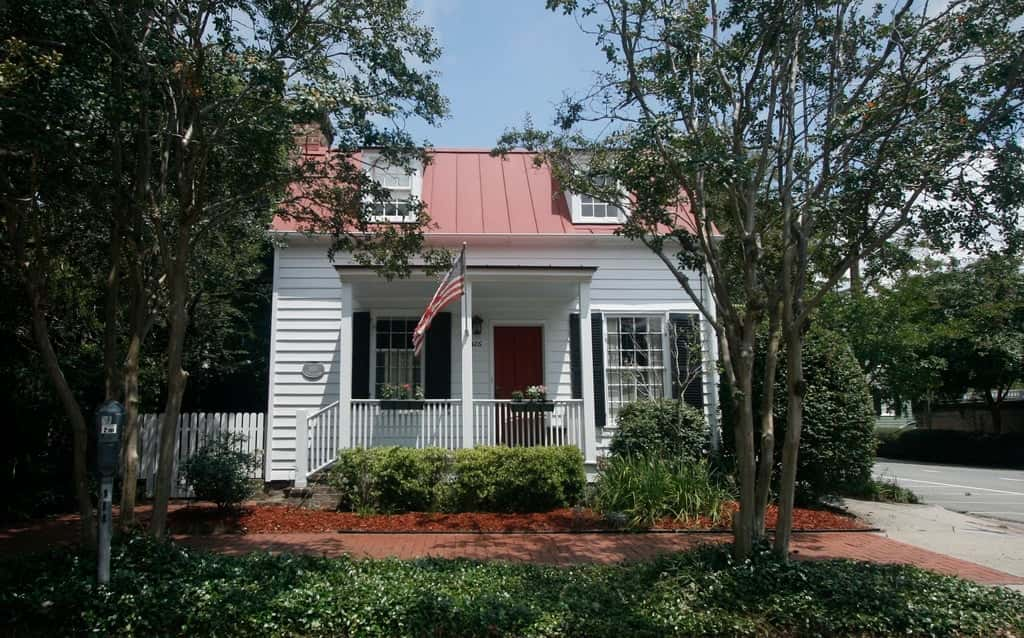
<box><xmin>4</xmin><ymin>513</ymin><xmax>1021</xmax><ymax>586</ymax></box>
<box><xmin>177</xmin><ymin>531</ymin><xmax>1024</xmax><ymax>586</ymax></box>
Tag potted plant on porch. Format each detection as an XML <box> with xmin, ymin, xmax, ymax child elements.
<box><xmin>509</xmin><ymin>385</ymin><xmax>555</xmax><ymax>412</ymax></box>
<box><xmin>379</xmin><ymin>384</ymin><xmax>426</xmax><ymax>410</ymax></box>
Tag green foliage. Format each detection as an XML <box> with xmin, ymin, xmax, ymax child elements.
<box><xmin>181</xmin><ymin>434</ymin><xmax>261</xmax><ymax>510</ymax></box>
<box><xmin>330</xmin><ymin>447</ymin><xmax>449</xmax><ymax>513</ymax></box>
<box><xmin>329</xmin><ymin>446</ymin><xmax>586</xmax><ymax>513</ymax></box>
<box><xmin>2</xmin><ymin>535</ymin><xmax>1022</xmax><ymax>636</ymax></box>
<box><xmin>878</xmin><ymin>430</ymin><xmax>1024</xmax><ymax>469</ymax></box>
<box><xmin>608</xmin><ymin>399</ymin><xmax>708</xmax><ymax>461</ymax></box>
<box><xmin>447</xmin><ymin>446</ymin><xmax>585</xmax><ymax>513</ymax></box>
<box><xmin>722</xmin><ymin>327</ymin><xmax>877</xmax><ymax>503</ymax></box>
<box><xmin>820</xmin><ymin>255</ymin><xmax>1024</xmax><ymax>429</ymax></box>
<box><xmin>846</xmin><ymin>478</ymin><xmax>920</xmax><ymax>504</ymax></box>
<box><xmin>593</xmin><ymin>456</ymin><xmax>733</xmax><ymax>528</ymax></box>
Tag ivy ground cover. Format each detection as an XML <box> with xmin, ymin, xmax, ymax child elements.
<box><xmin>2</xmin><ymin>536</ymin><xmax>1021</xmax><ymax>637</ymax></box>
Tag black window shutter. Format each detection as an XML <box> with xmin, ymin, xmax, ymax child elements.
<box><xmin>569</xmin><ymin>314</ymin><xmax>582</xmax><ymax>400</ymax></box>
<box><xmin>669</xmin><ymin>313</ymin><xmax>704</xmax><ymax>408</ymax></box>
<box><xmin>591</xmin><ymin>312</ymin><xmax>606</xmax><ymax>427</ymax></box>
<box><xmin>351</xmin><ymin>312</ymin><xmax>371</xmax><ymax>399</ymax></box>
<box><xmin>424</xmin><ymin>312</ymin><xmax>452</xmax><ymax>399</ymax></box>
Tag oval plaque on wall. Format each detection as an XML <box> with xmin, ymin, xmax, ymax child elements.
<box><xmin>301</xmin><ymin>362</ymin><xmax>325</xmax><ymax>381</ymax></box>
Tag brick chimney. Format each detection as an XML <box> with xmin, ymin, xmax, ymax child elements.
<box><xmin>293</xmin><ymin>117</ymin><xmax>333</xmax><ymax>156</ymax></box>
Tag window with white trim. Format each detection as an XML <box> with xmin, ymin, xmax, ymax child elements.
<box><xmin>374</xmin><ymin>317</ymin><xmax>421</xmax><ymax>394</ymax></box>
<box><xmin>605</xmin><ymin>316</ymin><xmax>666</xmax><ymax>419</ymax></box>
<box><xmin>365</xmin><ymin>155</ymin><xmax>420</xmax><ymax>222</ymax></box>
<box><xmin>569</xmin><ymin>175</ymin><xmax>624</xmax><ymax>224</ymax></box>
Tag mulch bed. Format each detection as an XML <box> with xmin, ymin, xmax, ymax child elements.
<box><xmin>166</xmin><ymin>503</ymin><xmax>868</xmax><ymax>535</ymax></box>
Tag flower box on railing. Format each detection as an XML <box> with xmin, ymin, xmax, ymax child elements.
<box><xmin>379</xmin><ymin>400</ymin><xmax>426</xmax><ymax>411</ymax></box>
<box><xmin>508</xmin><ymin>400</ymin><xmax>556</xmax><ymax>413</ymax></box>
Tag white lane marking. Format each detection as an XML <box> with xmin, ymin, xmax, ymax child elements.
<box><xmin>920</xmin><ymin>469</ymin><xmax>940</xmax><ymax>473</ymax></box>
<box><xmin>1001</xmin><ymin>478</ymin><xmax>1024</xmax><ymax>482</ymax></box>
<box><xmin>892</xmin><ymin>478</ymin><xmax>1024</xmax><ymax>496</ymax></box>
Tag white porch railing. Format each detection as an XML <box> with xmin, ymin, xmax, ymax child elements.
<box><xmin>472</xmin><ymin>399</ymin><xmax>584</xmax><ymax>448</ymax></box>
<box><xmin>351</xmin><ymin>399</ymin><xmax>463</xmax><ymax>450</ymax></box>
<box><xmin>301</xmin><ymin>398</ymin><xmax>586</xmax><ymax>481</ymax></box>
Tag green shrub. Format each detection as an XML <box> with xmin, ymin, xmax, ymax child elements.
<box><xmin>593</xmin><ymin>455</ymin><xmax>734</xmax><ymax>528</ymax></box>
<box><xmin>846</xmin><ymin>477</ymin><xmax>919</xmax><ymax>504</ymax></box>
<box><xmin>721</xmin><ymin>326</ymin><xmax>877</xmax><ymax>504</ymax></box>
<box><xmin>447</xmin><ymin>445</ymin><xmax>585</xmax><ymax>512</ymax></box>
<box><xmin>181</xmin><ymin>433</ymin><xmax>260</xmax><ymax>510</ymax></box>
<box><xmin>328</xmin><ymin>446</ymin><xmax>585</xmax><ymax>513</ymax></box>
<box><xmin>608</xmin><ymin>399</ymin><xmax>708</xmax><ymax>461</ymax></box>
<box><xmin>877</xmin><ymin>429</ymin><xmax>1024</xmax><ymax>468</ymax></box>
<box><xmin>3</xmin><ymin>535</ymin><xmax>1022</xmax><ymax>637</ymax></box>
<box><xmin>330</xmin><ymin>447</ymin><xmax>449</xmax><ymax>513</ymax></box>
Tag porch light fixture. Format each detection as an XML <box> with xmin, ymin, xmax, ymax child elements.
<box><xmin>472</xmin><ymin>315</ymin><xmax>483</xmax><ymax>335</ymax></box>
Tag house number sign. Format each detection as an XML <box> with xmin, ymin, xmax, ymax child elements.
<box><xmin>301</xmin><ymin>362</ymin><xmax>325</xmax><ymax>381</ymax></box>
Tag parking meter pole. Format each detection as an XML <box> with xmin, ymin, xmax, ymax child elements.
<box><xmin>95</xmin><ymin>400</ymin><xmax>124</xmax><ymax>587</ymax></box>
<box><xmin>98</xmin><ymin>476</ymin><xmax>113</xmax><ymax>584</ymax></box>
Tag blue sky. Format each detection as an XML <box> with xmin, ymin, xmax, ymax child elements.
<box><xmin>405</xmin><ymin>0</ymin><xmax>606</xmax><ymax>147</ymax></box>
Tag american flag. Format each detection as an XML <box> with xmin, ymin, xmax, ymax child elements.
<box><xmin>412</xmin><ymin>245</ymin><xmax>466</xmax><ymax>356</ymax></box>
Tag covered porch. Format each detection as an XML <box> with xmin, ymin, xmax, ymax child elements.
<box><xmin>294</xmin><ymin>266</ymin><xmax>600</xmax><ymax>484</ymax></box>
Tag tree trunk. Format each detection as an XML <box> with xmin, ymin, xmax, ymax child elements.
<box><xmin>773</xmin><ymin>326</ymin><xmax>804</xmax><ymax>558</ymax></box>
<box><xmin>986</xmin><ymin>391</ymin><xmax>1003</xmax><ymax>435</ymax></box>
<box><xmin>150</xmin><ymin>233</ymin><xmax>191</xmax><ymax>538</ymax></box>
<box><xmin>118</xmin><ymin>294</ymin><xmax>150</xmax><ymax>526</ymax></box>
<box><xmin>27</xmin><ymin>279</ymin><xmax>96</xmax><ymax>546</ymax></box>
<box><xmin>753</xmin><ymin>319</ymin><xmax>782</xmax><ymax>537</ymax></box>
<box><xmin>102</xmin><ymin>220</ymin><xmax>122</xmax><ymax>401</ymax></box>
<box><xmin>732</xmin><ymin>353</ymin><xmax>758</xmax><ymax>560</ymax></box>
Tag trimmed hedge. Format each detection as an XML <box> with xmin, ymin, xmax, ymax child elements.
<box><xmin>3</xmin><ymin>536</ymin><xmax>1022</xmax><ymax>637</ymax></box>
<box><xmin>877</xmin><ymin>429</ymin><xmax>1024</xmax><ymax>468</ymax></box>
<box><xmin>608</xmin><ymin>399</ymin><xmax>708</xmax><ymax>461</ymax></box>
<box><xmin>328</xmin><ymin>445</ymin><xmax>585</xmax><ymax>513</ymax></box>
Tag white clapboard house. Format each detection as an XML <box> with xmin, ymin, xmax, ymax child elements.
<box><xmin>266</xmin><ymin>133</ymin><xmax>720</xmax><ymax>484</ymax></box>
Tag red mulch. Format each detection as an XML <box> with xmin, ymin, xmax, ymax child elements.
<box><xmin>166</xmin><ymin>502</ymin><xmax>867</xmax><ymax>535</ymax></box>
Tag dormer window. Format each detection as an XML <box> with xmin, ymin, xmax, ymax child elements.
<box><xmin>569</xmin><ymin>175</ymin><xmax>625</xmax><ymax>224</ymax></box>
<box><xmin>364</xmin><ymin>153</ymin><xmax>422</xmax><ymax>222</ymax></box>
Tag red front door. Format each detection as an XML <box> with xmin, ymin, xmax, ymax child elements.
<box><xmin>493</xmin><ymin>326</ymin><xmax>543</xmax><ymax>398</ymax></box>
<box><xmin>493</xmin><ymin>326</ymin><xmax>544</xmax><ymax>446</ymax></box>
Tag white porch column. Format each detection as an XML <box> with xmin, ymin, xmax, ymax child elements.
<box><xmin>578</xmin><ymin>281</ymin><xmax>598</xmax><ymax>463</ymax></box>
<box><xmin>293</xmin><ymin>410</ymin><xmax>308</xmax><ymax>488</ymax></box>
<box><xmin>338</xmin><ymin>281</ymin><xmax>354</xmax><ymax>450</ymax></box>
<box><xmin>460</xmin><ymin>281</ymin><xmax>474</xmax><ymax>448</ymax></box>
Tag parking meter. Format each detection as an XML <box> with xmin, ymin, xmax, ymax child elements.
<box><xmin>95</xmin><ymin>400</ymin><xmax>124</xmax><ymax>585</ymax></box>
<box><xmin>96</xmin><ymin>401</ymin><xmax>124</xmax><ymax>477</ymax></box>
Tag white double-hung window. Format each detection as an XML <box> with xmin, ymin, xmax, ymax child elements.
<box><xmin>373</xmin><ymin>317</ymin><xmax>422</xmax><ymax>395</ymax></box>
<box><xmin>605</xmin><ymin>316</ymin><xmax>666</xmax><ymax>420</ymax></box>
<box><xmin>365</xmin><ymin>153</ymin><xmax>421</xmax><ymax>222</ymax></box>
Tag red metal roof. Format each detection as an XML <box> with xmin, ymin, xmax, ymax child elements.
<box><xmin>273</xmin><ymin>148</ymin><xmax>697</xmax><ymax>236</ymax></box>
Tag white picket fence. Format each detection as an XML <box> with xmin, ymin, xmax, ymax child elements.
<box><xmin>139</xmin><ymin>412</ymin><xmax>266</xmax><ymax>498</ymax></box>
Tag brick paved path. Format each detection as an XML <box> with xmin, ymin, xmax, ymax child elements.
<box><xmin>4</xmin><ymin>512</ymin><xmax>1021</xmax><ymax>586</ymax></box>
<box><xmin>177</xmin><ymin>531</ymin><xmax>1024</xmax><ymax>586</ymax></box>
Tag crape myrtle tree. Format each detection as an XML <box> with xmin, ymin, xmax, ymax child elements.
<box><xmin>0</xmin><ymin>1</ymin><xmax>112</xmax><ymax>543</ymax></box>
<box><xmin>94</xmin><ymin>0</ymin><xmax>449</xmax><ymax>537</ymax></box>
<box><xmin>499</xmin><ymin>0</ymin><xmax>1023</xmax><ymax>558</ymax></box>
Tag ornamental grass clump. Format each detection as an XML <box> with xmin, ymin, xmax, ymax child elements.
<box><xmin>593</xmin><ymin>455</ymin><xmax>734</xmax><ymax>528</ymax></box>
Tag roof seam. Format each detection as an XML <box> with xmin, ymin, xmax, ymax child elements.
<box><xmin>520</xmin><ymin>155</ymin><xmax>539</xmax><ymax>233</ymax></box>
<box><xmin>477</xmin><ymin>153</ymin><xmax>486</xmax><ymax>233</ymax></box>
<box><xmin>500</xmin><ymin>155</ymin><xmax>513</xmax><ymax>233</ymax></box>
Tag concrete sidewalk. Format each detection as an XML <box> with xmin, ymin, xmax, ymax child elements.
<box><xmin>843</xmin><ymin>499</ymin><xmax>1024</xmax><ymax>580</ymax></box>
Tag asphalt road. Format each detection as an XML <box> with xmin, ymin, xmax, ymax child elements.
<box><xmin>874</xmin><ymin>459</ymin><xmax>1024</xmax><ymax>524</ymax></box>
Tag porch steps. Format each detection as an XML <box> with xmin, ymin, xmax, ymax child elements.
<box><xmin>255</xmin><ymin>477</ymin><xmax>341</xmax><ymax>510</ymax></box>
